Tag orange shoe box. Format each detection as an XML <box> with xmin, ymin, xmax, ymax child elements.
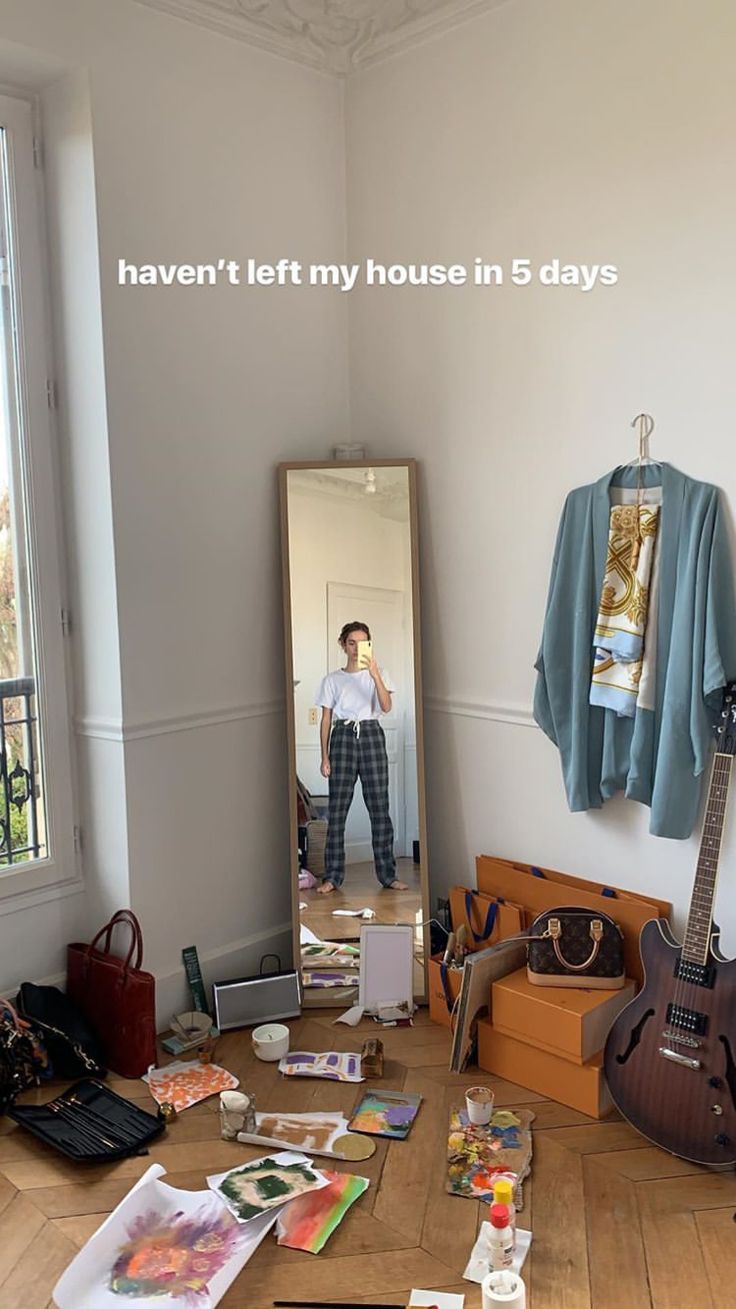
<box><xmin>491</xmin><ymin>968</ymin><xmax>636</xmax><ymax>1065</ymax></box>
<box><xmin>477</xmin><ymin>1017</ymin><xmax>614</xmax><ymax>1118</ymax></box>
<box><xmin>427</xmin><ymin>954</ymin><xmax>463</xmax><ymax>1029</ymax></box>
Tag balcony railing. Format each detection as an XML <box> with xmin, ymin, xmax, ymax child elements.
<box><xmin>0</xmin><ymin>676</ymin><xmax>42</xmax><ymax>865</ymax></box>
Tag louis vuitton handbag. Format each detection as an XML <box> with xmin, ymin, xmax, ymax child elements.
<box><xmin>527</xmin><ymin>907</ymin><xmax>626</xmax><ymax>989</ymax></box>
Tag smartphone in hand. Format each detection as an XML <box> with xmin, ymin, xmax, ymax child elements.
<box><xmin>357</xmin><ymin>639</ymin><xmax>373</xmax><ymax>668</ymax></box>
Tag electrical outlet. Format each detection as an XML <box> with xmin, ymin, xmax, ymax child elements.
<box><xmin>308</xmin><ymin>707</ymin><xmax>318</xmax><ymax>725</ymax></box>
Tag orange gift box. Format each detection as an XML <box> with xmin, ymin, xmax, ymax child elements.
<box><xmin>491</xmin><ymin>967</ymin><xmax>636</xmax><ymax>1065</ymax></box>
<box><xmin>427</xmin><ymin>953</ymin><xmax>463</xmax><ymax>1029</ymax></box>
<box><xmin>476</xmin><ymin>1017</ymin><xmax>614</xmax><ymax>1119</ymax></box>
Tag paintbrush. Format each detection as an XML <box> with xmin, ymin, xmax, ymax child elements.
<box><xmin>272</xmin><ymin>1302</ymin><xmax>409</xmax><ymax>1308</ymax></box>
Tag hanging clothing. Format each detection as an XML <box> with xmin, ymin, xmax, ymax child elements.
<box><xmin>533</xmin><ymin>463</ymin><xmax>736</xmax><ymax>839</ymax></box>
<box><xmin>324</xmin><ymin>719</ymin><xmax>396</xmax><ymax>887</ymax></box>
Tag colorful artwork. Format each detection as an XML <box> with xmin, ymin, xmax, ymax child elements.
<box><xmin>208</xmin><ymin>1152</ymin><xmax>328</xmax><ymax>1223</ymax></box>
<box><xmin>144</xmin><ymin>1061</ymin><xmax>238</xmax><ymax>1113</ymax></box>
<box><xmin>278</xmin><ymin>1051</ymin><xmax>363</xmax><ymax>1082</ymax></box>
<box><xmin>301</xmin><ymin>942</ymin><xmax>360</xmax><ymax>967</ymax></box>
<box><xmin>348</xmin><ymin>1089</ymin><xmax>421</xmax><ymax>1140</ymax></box>
<box><xmin>302</xmin><ymin>971</ymin><xmax>358</xmax><ymax>988</ymax></box>
<box><xmin>276</xmin><ymin>1170</ymin><xmax>369</xmax><ymax>1253</ymax></box>
<box><xmin>109</xmin><ymin>1207</ymin><xmax>242</xmax><ymax>1301</ymax></box>
<box><xmin>53</xmin><ymin>1164</ymin><xmax>279</xmax><ymax>1309</ymax></box>
<box><xmin>445</xmin><ymin>1107</ymin><xmax>534</xmax><ymax>1204</ymax></box>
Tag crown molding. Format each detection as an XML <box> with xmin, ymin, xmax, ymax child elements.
<box><xmin>133</xmin><ymin>0</ymin><xmax>510</xmax><ymax>75</ymax></box>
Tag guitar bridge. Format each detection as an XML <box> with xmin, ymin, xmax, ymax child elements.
<box><xmin>658</xmin><ymin>1046</ymin><xmax>701</xmax><ymax>1070</ymax></box>
<box><xmin>662</xmin><ymin>1028</ymin><xmax>701</xmax><ymax>1049</ymax></box>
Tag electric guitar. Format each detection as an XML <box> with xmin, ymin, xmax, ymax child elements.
<box><xmin>604</xmin><ymin>682</ymin><xmax>736</xmax><ymax>1167</ymax></box>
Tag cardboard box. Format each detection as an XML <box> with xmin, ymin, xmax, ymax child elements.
<box><xmin>427</xmin><ymin>954</ymin><xmax>463</xmax><ymax>1028</ymax></box>
<box><xmin>491</xmin><ymin>967</ymin><xmax>636</xmax><ymax>1064</ymax></box>
<box><xmin>476</xmin><ymin>1017</ymin><xmax>613</xmax><ymax>1118</ymax></box>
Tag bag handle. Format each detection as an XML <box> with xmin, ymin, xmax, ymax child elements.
<box><xmin>464</xmin><ymin>891</ymin><xmax>498</xmax><ymax>944</ymax></box>
<box><xmin>0</xmin><ymin>996</ymin><xmax>25</xmax><ymax>1030</ymax></box>
<box><xmin>86</xmin><ymin>909</ymin><xmax>144</xmax><ymax>971</ymax></box>
<box><xmin>545</xmin><ymin>917</ymin><xmax>603</xmax><ymax>972</ymax></box>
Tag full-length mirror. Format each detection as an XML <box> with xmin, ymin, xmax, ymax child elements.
<box><xmin>279</xmin><ymin>460</ymin><xmax>429</xmax><ymax>1004</ymax></box>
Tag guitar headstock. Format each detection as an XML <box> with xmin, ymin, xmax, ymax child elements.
<box><xmin>715</xmin><ymin>682</ymin><xmax>736</xmax><ymax>755</ymax></box>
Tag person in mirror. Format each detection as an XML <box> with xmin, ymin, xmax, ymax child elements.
<box><xmin>316</xmin><ymin>622</ymin><xmax>408</xmax><ymax>895</ymax></box>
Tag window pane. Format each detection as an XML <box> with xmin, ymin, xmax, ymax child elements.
<box><xmin>0</xmin><ymin>126</ymin><xmax>48</xmax><ymax>867</ymax></box>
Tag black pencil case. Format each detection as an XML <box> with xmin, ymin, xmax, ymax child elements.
<box><xmin>8</xmin><ymin>1078</ymin><xmax>165</xmax><ymax>1161</ymax></box>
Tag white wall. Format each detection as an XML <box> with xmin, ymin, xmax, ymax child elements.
<box><xmin>345</xmin><ymin>0</ymin><xmax>736</xmax><ymax>949</ymax></box>
<box><xmin>0</xmin><ymin>0</ymin><xmax>348</xmax><ymax>1012</ymax></box>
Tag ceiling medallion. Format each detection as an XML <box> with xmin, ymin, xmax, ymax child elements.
<box><xmin>133</xmin><ymin>0</ymin><xmax>508</xmax><ymax>74</ymax></box>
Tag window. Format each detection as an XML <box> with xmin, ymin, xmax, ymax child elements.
<box><xmin>0</xmin><ymin>92</ymin><xmax>78</xmax><ymax>909</ymax></box>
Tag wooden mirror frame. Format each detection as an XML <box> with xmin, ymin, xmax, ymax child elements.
<box><xmin>278</xmin><ymin>458</ymin><xmax>430</xmax><ymax>1002</ymax></box>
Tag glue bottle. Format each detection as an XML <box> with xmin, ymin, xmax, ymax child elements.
<box><xmin>488</xmin><ymin>1202</ymin><xmax>514</xmax><ymax>1271</ymax></box>
<box><xmin>492</xmin><ymin>1178</ymin><xmax>516</xmax><ymax>1248</ymax></box>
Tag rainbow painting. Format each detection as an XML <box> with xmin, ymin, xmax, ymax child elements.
<box><xmin>109</xmin><ymin>1206</ymin><xmax>243</xmax><ymax>1302</ymax></box>
<box><xmin>276</xmin><ymin>1170</ymin><xmax>369</xmax><ymax>1253</ymax></box>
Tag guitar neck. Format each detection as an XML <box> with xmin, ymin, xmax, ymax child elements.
<box><xmin>681</xmin><ymin>752</ymin><xmax>733</xmax><ymax>963</ymax></box>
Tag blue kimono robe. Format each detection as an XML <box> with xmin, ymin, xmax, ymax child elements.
<box><xmin>533</xmin><ymin>463</ymin><xmax>736</xmax><ymax>838</ymax></box>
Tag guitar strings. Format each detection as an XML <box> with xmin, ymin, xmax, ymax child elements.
<box><xmin>668</xmin><ymin>751</ymin><xmax>731</xmax><ymax>1058</ymax></box>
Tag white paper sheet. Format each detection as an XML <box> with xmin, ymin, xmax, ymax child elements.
<box><xmin>463</xmin><ymin>1224</ymin><xmax>532</xmax><ymax>1283</ymax></box>
<box><xmin>300</xmin><ymin>923</ymin><xmax>322</xmax><ymax>944</ymax></box>
<box><xmin>410</xmin><ymin>1292</ymin><xmax>464</xmax><ymax>1308</ymax></box>
<box><xmin>234</xmin><ymin>1111</ymin><xmax>351</xmax><ymax>1157</ymax></box>
<box><xmin>53</xmin><ymin>1164</ymin><xmax>277</xmax><ymax>1309</ymax></box>
<box><xmin>207</xmin><ymin>1151</ymin><xmax>329</xmax><ymax>1224</ymax></box>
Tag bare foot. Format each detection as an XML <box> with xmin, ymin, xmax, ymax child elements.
<box><xmin>317</xmin><ymin>881</ymin><xmax>337</xmax><ymax>895</ymax></box>
<box><xmin>385</xmin><ymin>880</ymin><xmax>409</xmax><ymax>890</ymax></box>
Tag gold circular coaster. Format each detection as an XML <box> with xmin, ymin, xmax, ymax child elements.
<box><xmin>333</xmin><ymin>1132</ymin><xmax>376</xmax><ymax>1160</ymax></box>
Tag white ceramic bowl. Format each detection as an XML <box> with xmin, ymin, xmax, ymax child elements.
<box><xmin>251</xmin><ymin>1022</ymin><xmax>290</xmax><ymax>1062</ymax></box>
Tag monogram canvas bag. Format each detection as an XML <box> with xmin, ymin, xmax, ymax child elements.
<box><xmin>527</xmin><ymin>907</ymin><xmax>626</xmax><ymax>989</ymax></box>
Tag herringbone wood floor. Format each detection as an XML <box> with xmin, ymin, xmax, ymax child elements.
<box><xmin>1</xmin><ymin>1010</ymin><xmax>735</xmax><ymax>1308</ymax></box>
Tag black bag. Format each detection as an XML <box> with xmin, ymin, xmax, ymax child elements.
<box><xmin>0</xmin><ymin>997</ymin><xmax>41</xmax><ymax>1111</ymax></box>
<box><xmin>527</xmin><ymin>907</ymin><xmax>626</xmax><ymax>989</ymax></box>
<box><xmin>17</xmin><ymin>983</ymin><xmax>106</xmax><ymax>1078</ymax></box>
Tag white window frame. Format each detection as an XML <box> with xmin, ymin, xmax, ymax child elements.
<box><xmin>0</xmin><ymin>91</ymin><xmax>80</xmax><ymax>912</ymax></box>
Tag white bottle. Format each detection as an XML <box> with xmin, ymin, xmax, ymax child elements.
<box><xmin>492</xmin><ymin>1178</ymin><xmax>516</xmax><ymax>1250</ymax></box>
<box><xmin>488</xmin><ymin>1202</ymin><xmax>514</xmax><ymax>1271</ymax></box>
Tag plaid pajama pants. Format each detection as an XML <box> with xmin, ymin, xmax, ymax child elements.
<box><xmin>325</xmin><ymin>719</ymin><xmax>397</xmax><ymax>888</ymax></box>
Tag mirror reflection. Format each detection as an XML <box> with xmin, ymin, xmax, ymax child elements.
<box><xmin>283</xmin><ymin>463</ymin><xmax>427</xmax><ymax>998</ymax></box>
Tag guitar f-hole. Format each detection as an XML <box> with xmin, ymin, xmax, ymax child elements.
<box><xmin>719</xmin><ymin>1035</ymin><xmax>736</xmax><ymax>1111</ymax></box>
<box><xmin>615</xmin><ymin>1008</ymin><xmax>655</xmax><ymax>1065</ymax></box>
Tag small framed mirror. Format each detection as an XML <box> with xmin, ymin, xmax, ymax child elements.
<box><xmin>279</xmin><ymin>460</ymin><xmax>430</xmax><ymax>1004</ymax></box>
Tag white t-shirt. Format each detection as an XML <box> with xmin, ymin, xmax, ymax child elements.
<box><xmin>315</xmin><ymin>668</ymin><xmax>395</xmax><ymax>721</ymax></box>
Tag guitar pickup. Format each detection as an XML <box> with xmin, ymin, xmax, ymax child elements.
<box><xmin>674</xmin><ymin>958</ymin><xmax>715</xmax><ymax>989</ymax></box>
<box><xmin>666</xmin><ymin>1003</ymin><xmax>708</xmax><ymax>1036</ymax></box>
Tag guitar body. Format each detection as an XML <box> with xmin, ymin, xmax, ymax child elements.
<box><xmin>604</xmin><ymin>918</ymin><xmax>736</xmax><ymax>1167</ymax></box>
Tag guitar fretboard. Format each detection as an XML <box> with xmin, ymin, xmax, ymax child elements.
<box><xmin>681</xmin><ymin>752</ymin><xmax>733</xmax><ymax>963</ymax></box>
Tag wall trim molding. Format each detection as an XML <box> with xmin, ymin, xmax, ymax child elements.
<box><xmin>5</xmin><ymin>920</ymin><xmax>294</xmax><ymax>1023</ymax></box>
<box><xmin>76</xmin><ymin>698</ymin><xmax>283</xmax><ymax>743</ymax></box>
<box><xmin>425</xmin><ymin>694</ymin><xmax>537</xmax><ymax>729</ymax></box>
